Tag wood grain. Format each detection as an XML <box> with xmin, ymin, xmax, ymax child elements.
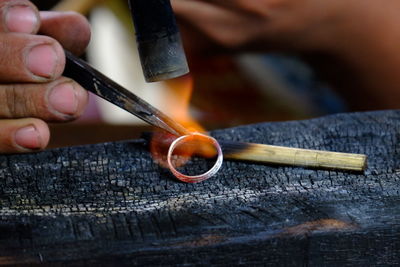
<box><xmin>1</xmin><ymin>110</ymin><xmax>400</xmax><ymax>265</ymax></box>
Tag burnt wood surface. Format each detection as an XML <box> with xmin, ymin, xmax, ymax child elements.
<box><xmin>1</xmin><ymin>110</ymin><xmax>400</xmax><ymax>266</ymax></box>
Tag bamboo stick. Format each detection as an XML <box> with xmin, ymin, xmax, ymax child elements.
<box><xmin>145</xmin><ymin>133</ymin><xmax>367</xmax><ymax>172</ymax></box>
<box><xmin>221</xmin><ymin>141</ymin><xmax>367</xmax><ymax>171</ymax></box>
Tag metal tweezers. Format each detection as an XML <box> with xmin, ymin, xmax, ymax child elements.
<box><xmin>63</xmin><ymin>51</ymin><xmax>190</xmax><ymax>136</ymax></box>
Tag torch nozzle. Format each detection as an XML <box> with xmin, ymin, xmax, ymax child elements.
<box><xmin>129</xmin><ymin>0</ymin><xmax>189</xmax><ymax>83</ymax></box>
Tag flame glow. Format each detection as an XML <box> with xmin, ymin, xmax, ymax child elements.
<box><xmin>163</xmin><ymin>75</ymin><xmax>204</xmax><ymax>133</ymax></box>
<box><xmin>150</xmin><ymin>75</ymin><xmax>217</xmax><ymax>169</ymax></box>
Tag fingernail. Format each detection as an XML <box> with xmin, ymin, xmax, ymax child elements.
<box><xmin>6</xmin><ymin>5</ymin><xmax>38</xmax><ymax>33</ymax></box>
<box><xmin>27</xmin><ymin>44</ymin><xmax>57</xmax><ymax>78</ymax></box>
<box><xmin>15</xmin><ymin>125</ymin><xmax>41</xmax><ymax>150</ymax></box>
<box><xmin>49</xmin><ymin>83</ymin><xmax>78</xmax><ymax>115</ymax></box>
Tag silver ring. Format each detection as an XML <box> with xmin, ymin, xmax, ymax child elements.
<box><xmin>167</xmin><ymin>133</ymin><xmax>223</xmax><ymax>183</ymax></box>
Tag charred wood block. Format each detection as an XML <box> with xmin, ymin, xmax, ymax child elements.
<box><xmin>1</xmin><ymin>110</ymin><xmax>400</xmax><ymax>265</ymax></box>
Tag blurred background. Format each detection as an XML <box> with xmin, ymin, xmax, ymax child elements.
<box><xmin>32</xmin><ymin>0</ymin><xmax>346</xmax><ymax>148</ymax></box>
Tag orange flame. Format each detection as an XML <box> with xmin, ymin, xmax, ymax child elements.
<box><xmin>150</xmin><ymin>75</ymin><xmax>217</xmax><ymax>169</ymax></box>
<box><xmin>163</xmin><ymin>75</ymin><xmax>204</xmax><ymax>133</ymax></box>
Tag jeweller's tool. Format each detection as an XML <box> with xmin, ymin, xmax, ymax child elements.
<box><xmin>128</xmin><ymin>0</ymin><xmax>189</xmax><ymax>82</ymax></box>
<box><xmin>55</xmin><ymin>0</ymin><xmax>189</xmax><ymax>83</ymax></box>
<box><xmin>64</xmin><ymin>51</ymin><xmax>190</xmax><ymax>136</ymax></box>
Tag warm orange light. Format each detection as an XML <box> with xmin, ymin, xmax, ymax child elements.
<box><xmin>163</xmin><ymin>74</ymin><xmax>204</xmax><ymax>133</ymax></box>
<box><xmin>150</xmin><ymin>75</ymin><xmax>217</xmax><ymax>169</ymax></box>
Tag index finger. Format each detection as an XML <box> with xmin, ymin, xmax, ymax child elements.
<box><xmin>39</xmin><ymin>11</ymin><xmax>91</xmax><ymax>56</ymax></box>
<box><xmin>0</xmin><ymin>0</ymin><xmax>40</xmax><ymax>34</ymax></box>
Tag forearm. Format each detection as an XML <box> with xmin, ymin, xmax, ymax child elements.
<box><xmin>312</xmin><ymin>1</ymin><xmax>400</xmax><ymax>110</ymax></box>
<box><xmin>173</xmin><ymin>0</ymin><xmax>400</xmax><ymax>110</ymax></box>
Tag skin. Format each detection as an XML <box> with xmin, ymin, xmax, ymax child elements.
<box><xmin>172</xmin><ymin>0</ymin><xmax>400</xmax><ymax>110</ymax></box>
<box><xmin>0</xmin><ymin>0</ymin><xmax>90</xmax><ymax>153</ymax></box>
<box><xmin>3</xmin><ymin>0</ymin><xmax>400</xmax><ymax>152</ymax></box>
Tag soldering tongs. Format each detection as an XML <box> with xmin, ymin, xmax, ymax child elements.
<box><xmin>64</xmin><ymin>51</ymin><xmax>190</xmax><ymax>137</ymax></box>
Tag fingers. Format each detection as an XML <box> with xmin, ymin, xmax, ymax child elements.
<box><xmin>0</xmin><ymin>77</ymin><xmax>87</xmax><ymax>154</ymax></box>
<box><xmin>40</xmin><ymin>11</ymin><xmax>91</xmax><ymax>55</ymax></box>
<box><xmin>0</xmin><ymin>1</ymin><xmax>92</xmax><ymax>54</ymax></box>
<box><xmin>0</xmin><ymin>2</ymin><xmax>92</xmax><ymax>154</ymax></box>
<box><xmin>0</xmin><ymin>33</ymin><xmax>65</xmax><ymax>82</ymax></box>
<box><xmin>0</xmin><ymin>9</ymin><xmax>91</xmax><ymax>84</ymax></box>
<box><xmin>0</xmin><ymin>118</ymin><xmax>49</xmax><ymax>153</ymax></box>
<box><xmin>172</xmin><ymin>0</ymin><xmax>258</xmax><ymax>49</ymax></box>
<box><xmin>0</xmin><ymin>77</ymin><xmax>88</xmax><ymax>121</ymax></box>
<box><xmin>180</xmin><ymin>0</ymin><xmax>269</xmax><ymax>15</ymax></box>
<box><xmin>0</xmin><ymin>5</ymin><xmax>66</xmax><ymax>84</ymax></box>
<box><xmin>0</xmin><ymin>0</ymin><xmax>40</xmax><ymax>34</ymax></box>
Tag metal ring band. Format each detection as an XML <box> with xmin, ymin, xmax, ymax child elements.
<box><xmin>167</xmin><ymin>133</ymin><xmax>223</xmax><ymax>183</ymax></box>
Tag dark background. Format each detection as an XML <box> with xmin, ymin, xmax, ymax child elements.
<box><xmin>31</xmin><ymin>1</ymin><xmax>58</xmax><ymax>10</ymax></box>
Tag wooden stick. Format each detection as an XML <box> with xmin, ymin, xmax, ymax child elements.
<box><xmin>221</xmin><ymin>141</ymin><xmax>367</xmax><ymax>171</ymax></box>
<box><xmin>144</xmin><ymin>133</ymin><xmax>367</xmax><ymax>172</ymax></box>
<box><xmin>52</xmin><ymin>0</ymin><xmax>101</xmax><ymax>14</ymax></box>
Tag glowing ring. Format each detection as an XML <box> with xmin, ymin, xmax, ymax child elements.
<box><xmin>167</xmin><ymin>133</ymin><xmax>223</xmax><ymax>183</ymax></box>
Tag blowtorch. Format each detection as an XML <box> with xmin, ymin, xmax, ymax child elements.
<box><xmin>63</xmin><ymin>0</ymin><xmax>191</xmax><ymax>135</ymax></box>
<box><xmin>128</xmin><ymin>0</ymin><xmax>189</xmax><ymax>82</ymax></box>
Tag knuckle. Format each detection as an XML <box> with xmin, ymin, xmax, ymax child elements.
<box><xmin>0</xmin><ymin>83</ymin><xmax>45</xmax><ymax>118</ymax></box>
<box><xmin>4</xmin><ymin>84</ymin><xmax>26</xmax><ymax>117</ymax></box>
<box><xmin>3</xmin><ymin>84</ymin><xmax>18</xmax><ymax>117</ymax></box>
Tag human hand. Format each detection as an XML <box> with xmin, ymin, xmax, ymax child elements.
<box><xmin>0</xmin><ymin>0</ymin><xmax>90</xmax><ymax>153</ymax></box>
<box><xmin>171</xmin><ymin>0</ymin><xmax>349</xmax><ymax>54</ymax></box>
<box><xmin>173</xmin><ymin>0</ymin><xmax>400</xmax><ymax>110</ymax></box>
